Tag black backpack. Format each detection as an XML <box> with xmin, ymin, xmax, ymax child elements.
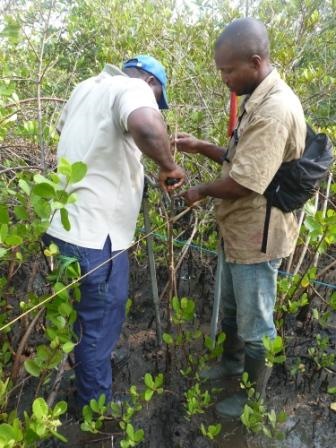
<box><xmin>261</xmin><ymin>125</ymin><xmax>334</xmax><ymax>253</ymax></box>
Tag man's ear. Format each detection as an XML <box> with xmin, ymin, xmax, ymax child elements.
<box><xmin>250</xmin><ymin>54</ymin><xmax>262</xmax><ymax>69</ymax></box>
<box><xmin>144</xmin><ymin>75</ymin><xmax>156</xmax><ymax>86</ymax></box>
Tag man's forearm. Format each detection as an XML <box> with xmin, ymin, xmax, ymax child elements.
<box><xmin>199</xmin><ymin>176</ymin><xmax>250</xmax><ymax>199</ymax></box>
<box><xmin>196</xmin><ymin>141</ymin><xmax>226</xmax><ymax>164</ymax></box>
<box><xmin>135</xmin><ymin>130</ymin><xmax>176</xmax><ymax>170</ymax></box>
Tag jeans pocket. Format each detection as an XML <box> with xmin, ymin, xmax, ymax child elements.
<box><xmin>97</xmin><ymin>260</ymin><xmax>113</xmax><ymax>296</ymax></box>
<box><xmin>268</xmin><ymin>258</ymin><xmax>282</xmax><ymax>271</ymax></box>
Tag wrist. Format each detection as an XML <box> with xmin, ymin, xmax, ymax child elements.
<box><xmin>159</xmin><ymin>160</ymin><xmax>177</xmax><ymax>172</ymax></box>
<box><xmin>196</xmin><ymin>140</ymin><xmax>209</xmax><ymax>155</ymax></box>
<box><xmin>197</xmin><ymin>184</ymin><xmax>208</xmax><ymax>198</ymax></box>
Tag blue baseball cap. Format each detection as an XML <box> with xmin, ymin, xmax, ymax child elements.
<box><xmin>123</xmin><ymin>55</ymin><xmax>169</xmax><ymax>109</ymax></box>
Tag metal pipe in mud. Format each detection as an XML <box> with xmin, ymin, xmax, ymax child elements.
<box><xmin>143</xmin><ymin>178</ymin><xmax>163</xmax><ymax>346</ymax></box>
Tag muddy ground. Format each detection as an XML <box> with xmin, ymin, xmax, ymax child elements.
<box><xmin>20</xmin><ymin>250</ymin><xmax>336</xmax><ymax>448</ymax></box>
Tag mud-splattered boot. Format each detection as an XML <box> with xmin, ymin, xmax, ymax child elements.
<box><xmin>200</xmin><ymin>327</ymin><xmax>245</xmax><ymax>381</ymax></box>
<box><xmin>215</xmin><ymin>354</ymin><xmax>272</xmax><ymax>419</ymax></box>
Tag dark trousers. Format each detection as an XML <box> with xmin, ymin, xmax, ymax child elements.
<box><xmin>43</xmin><ymin>234</ymin><xmax>129</xmax><ymax>407</ymax></box>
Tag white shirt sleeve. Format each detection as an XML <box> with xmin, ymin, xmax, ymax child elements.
<box><xmin>114</xmin><ymin>78</ymin><xmax>159</xmax><ymax>132</ymax></box>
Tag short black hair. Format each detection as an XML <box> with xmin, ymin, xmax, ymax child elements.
<box><xmin>215</xmin><ymin>18</ymin><xmax>270</xmax><ymax>60</ymax></box>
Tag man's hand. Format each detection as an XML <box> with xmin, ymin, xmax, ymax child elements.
<box><xmin>181</xmin><ymin>185</ymin><xmax>206</xmax><ymax>206</ymax></box>
<box><xmin>159</xmin><ymin>165</ymin><xmax>186</xmax><ymax>191</ymax></box>
<box><xmin>172</xmin><ymin>132</ymin><xmax>201</xmax><ymax>154</ymax></box>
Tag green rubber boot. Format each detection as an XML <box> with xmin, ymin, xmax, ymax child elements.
<box><xmin>200</xmin><ymin>327</ymin><xmax>244</xmax><ymax>380</ymax></box>
<box><xmin>215</xmin><ymin>354</ymin><xmax>272</xmax><ymax>419</ymax></box>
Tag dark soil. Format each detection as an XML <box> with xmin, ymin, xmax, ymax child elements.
<box><xmin>29</xmin><ymin>249</ymin><xmax>335</xmax><ymax>448</ymax></box>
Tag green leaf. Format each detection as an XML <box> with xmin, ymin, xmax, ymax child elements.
<box><xmin>134</xmin><ymin>428</ymin><xmax>144</xmax><ymax>442</ymax></box>
<box><xmin>60</xmin><ymin>208</ymin><xmax>71</xmax><ymax>231</ymax></box>
<box><xmin>200</xmin><ymin>423</ymin><xmax>206</xmax><ymax>436</ymax></box>
<box><xmin>0</xmin><ymin>206</ymin><xmax>9</xmax><ymax>224</ymax></box>
<box><xmin>32</xmin><ymin>182</ymin><xmax>55</xmax><ymax>199</ymax></box>
<box><xmin>277</xmin><ymin>410</ymin><xmax>287</xmax><ymax>423</ymax></box>
<box><xmin>24</xmin><ymin>360</ymin><xmax>41</xmax><ymax>377</ymax></box>
<box><xmin>144</xmin><ymin>373</ymin><xmax>154</xmax><ymax>389</ymax></box>
<box><xmin>53</xmin><ymin>401</ymin><xmax>67</xmax><ymax>417</ymax></box>
<box><xmin>32</xmin><ymin>398</ymin><xmax>48</xmax><ymax>419</ymax></box>
<box><xmin>32</xmin><ymin>198</ymin><xmax>51</xmax><ymax>219</ymax></box>
<box><xmin>4</xmin><ymin>234</ymin><xmax>23</xmax><ymax>246</ymax></box>
<box><xmin>14</xmin><ymin>205</ymin><xmax>28</xmax><ymax>220</ymax></box>
<box><xmin>82</xmin><ymin>404</ymin><xmax>92</xmax><ymax>422</ymax></box>
<box><xmin>242</xmin><ymin>371</ymin><xmax>249</xmax><ymax>384</ymax></box>
<box><xmin>110</xmin><ymin>402</ymin><xmax>122</xmax><ymax>417</ymax></box>
<box><xmin>62</xmin><ymin>341</ymin><xmax>75</xmax><ymax>353</ymax></box>
<box><xmin>0</xmin><ymin>248</ymin><xmax>8</xmax><ymax>258</ymax></box>
<box><xmin>216</xmin><ymin>332</ymin><xmax>226</xmax><ymax>345</ymax></box>
<box><xmin>57</xmin><ymin>158</ymin><xmax>72</xmax><ymax>178</ymax></box>
<box><xmin>209</xmin><ymin>423</ymin><xmax>221</xmax><ymax>436</ymax></box>
<box><xmin>44</xmin><ymin>243</ymin><xmax>59</xmax><ymax>257</ymax></box>
<box><xmin>0</xmin><ymin>423</ymin><xmax>16</xmax><ymax>442</ymax></box>
<box><xmin>154</xmin><ymin>373</ymin><xmax>163</xmax><ymax>388</ymax></box>
<box><xmin>58</xmin><ymin>302</ymin><xmax>72</xmax><ymax>317</ymax></box>
<box><xmin>328</xmin><ymin>387</ymin><xmax>336</xmax><ymax>394</ymax></box>
<box><xmin>53</xmin><ymin>282</ymin><xmax>69</xmax><ymax>300</ymax></box>
<box><xmin>172</xmin><ymin>297</ymin><xmax>180</xmax><ymax>312</ymax></box>
<box><xmin>162</xmin><ymin>333</ymin><xmax>174</xmax><ymax>345</ymax></box>
<box><xmin>98</xmin><ymin>394</ymin><xmax>106</xmax><ymax>407</ymax></box>
<box><xmin>144</xmin><ymin>389</ymin><xmax>154</xmax><ymax>401</ymax></box>
<box><xmin>0</xmin><ymin>224</ymin><xmax>8</xmax><ymax>243</ymax></box>
<box><xmin>181</xmin><ymin>297</ymin><xmax>188</xmax><ymax>309</ymax></box>
<box><xmin>70</xmin><ymin>162</ymin><xmax>87</xmax><ymax>183</ymax></box>
<box><xmin>67</xmin><ymin>193</ymin><xmax>77</xmax><ymax>204</ymax></box>
<box><xmin>204</xmin><ymin>336</ymin><xmax>214</xmax><ymax>351</ymax></box>
<box><xmin>49</xmin><ymin>429</ymin><xmax>67</xmax><ymax>443</ymax></box>
<box><xmin>49</xmin><ymin>173</ymin><xmax>60</xmax><ymax>184</ymax></box>
<box><xmin>273</xmin><ymin>336</ymin><xmax>284</xmax><ymax>352</ymax></box>
<box><xmin>126</xmin><ymin>423</ymin><xmax>135</xmax><ymax>439</ymax></box>
<box><xmin>262</xmin><ymin>335</ymin><xmax>272</xmax><ymax>351</ymax></box>
<box><xmin>36</xmin><ymin>345</ymin><xmax>50</xmax><ymax>361</ymax></box>
<box><xmin>33</xmin><ymin>174</ymin><xmax>54</xmax><ymax>185</ymax></box>
<box><xmin>89</xmin><ymin>399</ymin><xmax>99</xmax><ymax>413</ymax></box>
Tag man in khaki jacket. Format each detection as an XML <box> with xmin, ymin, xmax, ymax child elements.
<box><xmin>174</xmin><ymin>18</ymin><xmax>306</xmax><ymax>418</ymax></box>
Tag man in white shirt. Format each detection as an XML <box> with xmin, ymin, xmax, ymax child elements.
<box><xmin>44</xmin><ymin>55</ymin><xmax>185</xmax><ymax>409</ymax></box>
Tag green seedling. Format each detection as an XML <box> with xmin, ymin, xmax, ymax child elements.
<box><xmin>308</xmin><ymin>334</ymin><xmax>335</xmax><ymax>370</ymax></box>
<box><xmin>120</xmin><ymin>423</ymin><xmax>144</xmax><ymax>448</ymax></box>
<box><xmin>200</xmin><ymin>423</ymin><xmax>221</xmax><ymax>440</ymax></box>
<box><xmin>0</xmin><ymin>398</ymin><xmax>67</xmax><ymax>447</ymax></box>
<box><xmin>81</xmin><ymin>394</ymin><xmax>107</xmax><ymax>433</ymax></box>
<box><xmin>263</xmin><ymin>335</ymin><xmax>286</xmax><ymax>367</ymax></box>
<box><xmin>240</xmin><ymin>373</ymin><xmax>287</xmax><ymax>440</ymax></box>
<box><xmin>184</xmin><ymin>383</ymin><xmax>212</xmax><ymax>417</ymax></box>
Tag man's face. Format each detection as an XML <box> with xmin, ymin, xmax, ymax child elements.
<box><xmin>215</xmin><ymin>44</ymin><xmax>259</xmax><ymax>96</ymax></box>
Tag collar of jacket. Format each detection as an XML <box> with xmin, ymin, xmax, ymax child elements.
<box><xmin>103</xmin><ymin>64</ymin><xmax>127</xmax><ymax>77</ymax></box>
<box><xmin>243</xmin><ymin>68</ymin><xmax>280</xmax><ymax>115</ymax></box>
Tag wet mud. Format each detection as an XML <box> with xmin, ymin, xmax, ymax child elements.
<box><xmin>31</xmin><ymin>253</ymin><xmax>336</xmax><ymax>447</ymax></box>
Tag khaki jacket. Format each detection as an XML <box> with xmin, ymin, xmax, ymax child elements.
<box><xmin>216</xmin><ymin>69</ymin><xmax>306</xmax><ymax>263</ymax></box>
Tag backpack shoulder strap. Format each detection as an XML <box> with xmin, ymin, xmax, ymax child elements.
<box><xmin>261</xmin><ymin>196</ymin><xmax>273</xmax><ymax>253</ymax></box>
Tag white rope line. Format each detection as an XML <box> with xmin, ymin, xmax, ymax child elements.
<box><xmin>0</xmin><ymin>204</ymin><xmax>196</xmax><ymax>332</ymax></box>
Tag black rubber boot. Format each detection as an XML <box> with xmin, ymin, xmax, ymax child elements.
<box><xmin>200</xmin><ymin>326</ymin><xmax>245</xmax><ymax>380</ymax></box>
<box><xmin>215</xmin><ymin>354</ymin><xmax>272</xmax><ymax>419</ymax></box>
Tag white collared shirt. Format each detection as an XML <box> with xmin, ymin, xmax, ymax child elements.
<box><xmin>47</xmin><ymin>64</ymin><xmax>159</xmax><ymax>250</ymax></box>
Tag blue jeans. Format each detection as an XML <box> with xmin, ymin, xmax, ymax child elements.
<box><xmin>220</xmin><ymin>250</ymin><xmax>281</xmax><ymax>360</ymax></box>
<box><xmin>43</xmin><ymin>234</ymin><xmax>129</xmax><ymax>407</ymax></box>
